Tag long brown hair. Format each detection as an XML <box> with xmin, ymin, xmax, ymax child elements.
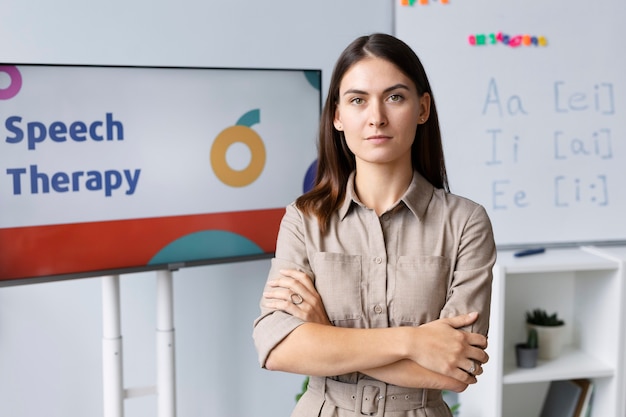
<box><xmin>296</xmin><ymin>33</ymin><xmax>449</xmax><ymax>233</ymax></box>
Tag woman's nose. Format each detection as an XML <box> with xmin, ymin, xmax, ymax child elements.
<box><xmin>368</xmin><ymin>103</ymin><xmax>387</xmax><ymax>127</ymax></box>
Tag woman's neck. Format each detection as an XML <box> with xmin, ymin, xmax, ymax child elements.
<box><xmin>354</xmin><ymin>163</ymin><xmax>413</xmax><ymax>216</ymax></box>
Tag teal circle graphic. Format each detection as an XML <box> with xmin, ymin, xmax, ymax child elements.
<box><xmin>148</xmin><ymin>230</ymin><xmax>263</xmax><ymax>265</ymax></box>
<box><xmin>304</xmin><ymin>71</ymin><xmax>321</xmax><ymax>91</ymax></box>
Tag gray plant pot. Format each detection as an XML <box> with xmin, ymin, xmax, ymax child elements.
<box><xmin>515</xmin><ymin>343</ymin><xmax>539</xmax><ymax>368</ymax></box>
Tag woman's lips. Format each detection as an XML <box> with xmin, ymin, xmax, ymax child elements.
<box><xmin>366</xmin><ymin>135</ymin><xmax>392</xmax><ymax>144</ymax></box>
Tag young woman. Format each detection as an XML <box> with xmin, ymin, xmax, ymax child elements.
<box><xmin>253</xmin><ymin>33</ymin><xmax>496</xmax><ymax>417</ymax></box>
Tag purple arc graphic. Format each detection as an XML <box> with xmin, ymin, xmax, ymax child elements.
<box><xmin>0</xmin><ymin>66</ymin><xmax>22</xmax><ymax>100</ymax></box>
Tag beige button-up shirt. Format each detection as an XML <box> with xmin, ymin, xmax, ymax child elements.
<box><xmin>253</xmin><ymin>171</ymin><xmax>496</xmax><ymax>378</ymax></box>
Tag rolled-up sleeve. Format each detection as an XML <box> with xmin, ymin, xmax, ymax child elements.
<box><xmin>439</xmin><ymin>204</ymin><xmax>496</xmax><ymax>336</ymax></box>
<box><xmin>252</xmin><ymin>204</ymin><xmax>313</xmax><ymax>368</ymax></box>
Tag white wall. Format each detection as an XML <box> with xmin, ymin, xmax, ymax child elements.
<box><xmin>0</xmin><ymin>1</ymin><xmax>393</xmax><ymax>416</ymax></box>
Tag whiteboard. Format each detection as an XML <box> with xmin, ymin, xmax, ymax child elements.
<box><xmin>396</xmin><ymin>0</ymin><xmax>626</xmax><ymax>248</ymax></box>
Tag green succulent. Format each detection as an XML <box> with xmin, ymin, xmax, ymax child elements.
<box><xmin>526</xmin><ymin>308</ymin><xmax>564</xmax><ymax>326</ymax></box>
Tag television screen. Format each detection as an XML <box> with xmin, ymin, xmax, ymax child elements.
<box><xmin>0</xmin><ymin>64</ymin><xmax>321</xmax><ymax>285</ymax></box>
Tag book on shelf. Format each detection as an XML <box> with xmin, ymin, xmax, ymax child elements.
<box><xmin>539</xmin><ymin>379</ymin><xmax>594</xmax><ymax>417</ymax></box>
<box><xmin>572</xmin><ymin>379</ymin><xmax>594</xmax><ymax>417</ymax></box>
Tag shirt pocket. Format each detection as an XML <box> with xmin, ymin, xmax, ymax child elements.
<box><xmin>312</xmin><ymin>252</ymin><xmax>362</xmax><ymax>325</ymax></box>
<box><xmin>391</xmin><ymin>255</ymin><xmax>451</xmax><ymax>326</ymax></box>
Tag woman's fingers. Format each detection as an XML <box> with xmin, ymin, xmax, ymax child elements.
<box><xmin>468</xmin><ymin>343</ymin><xmax>489</xmax><ymax>366</ymax></box>
<box><xmin>262</xmin><ymin>269</ymin><xmax>331</xmax><ymax>325</ymax></box>
<box><xmin>410</xmin><ymin>316</ymin><xmax>490</xmax><ymax>383</ymax></box>
<box><xmin>463</xmin><ymin>360</ymin><xmax>482</xmax><ymax>376</ymax></box>
<box><xmin>264</xmin><ymin>272</ymin><xmax>313</xmax><ymax>306</ymax></box>
<box><xmin>465</xmin><ymin>330</ymin><xmax>489</xmax><ymax>350</ymax></box>
<box><xmin>275</xmin><ymin>269</ymin><xmax>316</xmax><ymax>292</ymax></box>
<box><xmin>450</xmin><ymin>358</ymin><xmax>486</xmax><ymax>384</ymax></box>
<box><xmin>445</xmin><ymin>311</ymin><xmax>479</xmax><ymax>329</ymax></box>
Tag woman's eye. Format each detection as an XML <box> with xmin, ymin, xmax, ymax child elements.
<box><xmin>350</xmin><ymin>97</ymin><xmax>364</xmax><ymax>105</ymax></box>
<box><xmin>388</xmin><ymin>94</ymin><xmax>403</xmax><ymax>102</ymax></box>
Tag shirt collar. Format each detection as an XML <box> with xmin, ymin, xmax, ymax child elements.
<box><xmin>402</xmin><ymin>171</ymin><xmax>435</xmax><ymax>221</ymax></box>
<box><xmin>338</xmin><ymin>170</ymin><xmax>435</xmax><ymax>221</ymax></box>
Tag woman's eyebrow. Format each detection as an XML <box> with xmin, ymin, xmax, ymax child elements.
<box><xmin>342</xmin><ymin>88</ymin><xmax>368</xmax><ymax>96</ymax></box>
<box><xmin>342</xmin><ymin>83</ymin><xmax>412</xmax><ymax>96</ymax></box>
<box><xmin>384</xmin><ymin>83</ymin><xmax>411</xmax><ymax>93</ymax></box>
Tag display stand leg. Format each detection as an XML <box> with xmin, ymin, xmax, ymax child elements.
<box><xmin>101</xmin><ymin>271</ymin><xmax>176</xmax><ymax>417</ymax></box>
<box><xmin>156</xmin><ymin>270</ymin><xmax>177</xmax><ymax>417</ymax></box>
<box><xmin>102</xmin><ymin>274</ymin><xmax>124</xmax><ymax>417</ymax></box>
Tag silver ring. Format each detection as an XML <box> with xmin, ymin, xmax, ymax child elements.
<box><xmin>469</xmin><ymin>363</ymin><xmax>476</xmax><ymax>374</ymax></box>
<box><xmin>290</xmin><ymin>293</ymin><xmax>304</xmax><ymax>305</ymax></box>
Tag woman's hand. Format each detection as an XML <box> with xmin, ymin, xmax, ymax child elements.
<box><xmin>262</xmin><ymin>269</ymin><xmax>331</xmax><ymax>325</ymax></box>
<box><xmin>407</xmin><ymin>312</ymin><xmax>489</xmax><ymax>384</ymax></box>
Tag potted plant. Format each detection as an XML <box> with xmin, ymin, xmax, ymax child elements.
<box><xmin>526</xmin><ymin>308</ymin><xmax>565</xmax><ymax>360</ymax></box>
<box><xmin>515</xmin><ymin>327</ymin><xmax>539</xmax><ymax>368</ymax></box>
<box><xmin>295</xmin><ymin>376</ymin><xmax>309</xmax><ymax>402</ymax></box>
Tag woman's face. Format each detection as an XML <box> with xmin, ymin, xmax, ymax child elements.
<box><xmin>333</xmin><ymin>57</ymin><xmax>430</xmax><ymax>170</ymax></box>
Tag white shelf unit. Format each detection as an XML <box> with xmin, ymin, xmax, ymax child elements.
<box><xmin>458</xmin><ymin>246</ymin><xmax>626</xmax><ymax>417</ymax></box>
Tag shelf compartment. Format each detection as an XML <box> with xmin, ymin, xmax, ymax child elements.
<box><xmin>503</xmin><ymin>345</ymin><xmax>614</xmax><ymax>384</ymax></box>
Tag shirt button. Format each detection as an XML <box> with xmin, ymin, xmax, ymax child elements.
<box><xmin>374</xmin><ymin>256</ymin><xmax>382</xmax><ymax>264</ymax></box>
<box><xmin>381</xmin><ymin>214</ymin><xmax>390</xmax><ymax>222</ymax></box>
<box><xmin>373</xmin><ymin>304</ymin><xmax>383</xmax><ymax>314</ymax></box>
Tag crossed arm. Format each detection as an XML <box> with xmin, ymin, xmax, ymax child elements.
<box><xmin>260</xmin><ymin>269</ymin><xmax>489</xmax><ymax>393</ymax></box>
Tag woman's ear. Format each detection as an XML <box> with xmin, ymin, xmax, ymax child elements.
<box><xmin>418</xmin><ymin>92</ymin><xmax>431</xmax><ymax>124</ymax></box>
<box><xmin>334</xmin><ymin>111</ymin><xmax>343</xmax><ymax>131</ymax></box>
